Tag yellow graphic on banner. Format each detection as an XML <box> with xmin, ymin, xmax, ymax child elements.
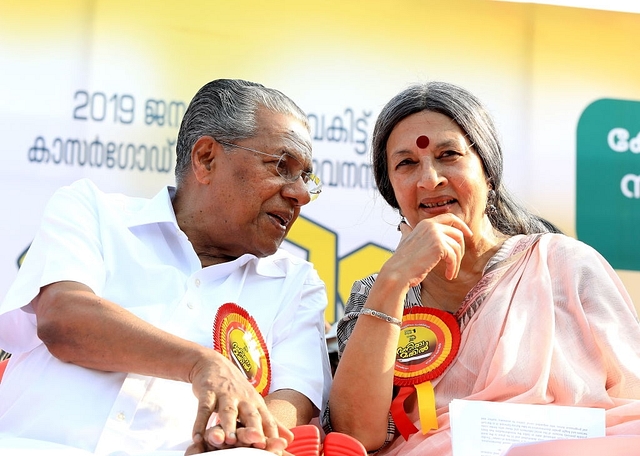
<box><xmin>287</xmin><ymin>216</ymin><xmax>392</xmax><ymax>324</ymax></box>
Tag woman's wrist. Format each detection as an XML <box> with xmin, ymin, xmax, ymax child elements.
<box><xmin>360</xmin><ymin>308</ymin><xmax>402</xmax><ymax>326</ymax></box>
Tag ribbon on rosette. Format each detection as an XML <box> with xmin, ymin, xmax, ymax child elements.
<box><xmin>390</xmin><ymin>306</ymin><xmax>460</xmax><ymax>439</ymax></box>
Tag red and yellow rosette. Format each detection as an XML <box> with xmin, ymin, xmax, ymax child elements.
<box><xmin>390</xmin><ymin>307</ymin><xmax>460</xmax><ymax>439</ymax></box>
<box><xmin>213</xmin><ymin>303</ymin><xmax>271</xmax><ymax>397</ymax></box>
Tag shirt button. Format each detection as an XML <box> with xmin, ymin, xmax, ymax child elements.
<box><xmin>195</xmin><ymin>278</ymin><xmax>201</xmax><ymax>287</ymax></box>
<box><xmin>116</xmin><ymin>412</ymin><xmax>126</xmax><ymax>421</ymax></box>
<box><xmin>187</xmin><ymin>302</ymin><xmax>194</xmax><ymax>309</ymax></box>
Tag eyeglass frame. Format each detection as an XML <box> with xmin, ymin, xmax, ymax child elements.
<box><xmin>215</xmin><ymin>138</ymin><xmax>322</xmax><ymax>200</ymax></box>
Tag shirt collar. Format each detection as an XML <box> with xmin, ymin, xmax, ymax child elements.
<box><xmin>124</xmin><ymin>186</ymin><xmax>178</xmax><ymax>228</ymax></box>
<box><xmin>203</xmin><ymin>252</ymin><xmax>290</xmax><ymax>279</ymax></box>
<box><xmin>124</xmin><ymin>186</ymin><xmax>291</xmax><ymax>278</ymax></box>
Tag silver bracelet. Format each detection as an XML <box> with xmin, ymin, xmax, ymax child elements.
<box><xmin>360</xmin><ymin>308</ymin><xmax>402</xmax><ymax>327</ymax></box>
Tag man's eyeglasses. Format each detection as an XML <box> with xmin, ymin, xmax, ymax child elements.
<box><xmin>216</xmin><ymin>139</ymin><xmax>322</xmax><ymax>200</ymax></box>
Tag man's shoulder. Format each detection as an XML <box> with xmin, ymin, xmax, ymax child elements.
<box><xmin>54</xmin><ymin>177</ymin><xmax>101</xmax><ymax>199</ymax></box>
<box><xmin>55</xmin><ymin>178</ymin><xmax>139</xmax><ymax>206</ymax></box>
<box><xmin>57</xmin><ymin>179</ymin><xmax>170</xmax><ymax>219</ymax></box>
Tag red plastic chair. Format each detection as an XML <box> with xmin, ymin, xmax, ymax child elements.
<box><xmin>287</xmin><ymin>424</ymin><xmax>367</xmax><ymax>456</ymax></box>
<box><xmin>287</xmin><ymin>425</ymin><xmax>322</xmax><ymax>456</ymax></box>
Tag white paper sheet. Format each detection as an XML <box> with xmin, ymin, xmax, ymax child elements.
<box><xmin>449</xmin><ymin>399</ymin><xmax>605</xmax><ymax>456</ymax></box>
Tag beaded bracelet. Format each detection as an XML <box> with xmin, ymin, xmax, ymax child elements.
<box><xmin>360</xmin><ymin>308</ymin><xmax>402</xmax><ymax>327</ymax></box>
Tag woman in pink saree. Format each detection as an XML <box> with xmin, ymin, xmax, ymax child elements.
<box><xmin>321</xmin><ymin>82</ymin><xmax>640</xmax><ymax>455</ymax></box>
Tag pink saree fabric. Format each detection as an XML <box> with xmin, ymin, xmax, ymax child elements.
<box><xmin>381</xmin><ymin>234</ymin><xmax>640</xmax><ymax>455</ymax></box>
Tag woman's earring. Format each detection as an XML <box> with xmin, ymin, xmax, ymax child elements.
<box><xmin>485</xmin><ymin>189</ymin><xmax>497</xmax><ymax>215</ymax></box>
<box><xmin>397</xmin><ymin>216</ymin><xmax>407</xmax><ymax>231</ymax></box>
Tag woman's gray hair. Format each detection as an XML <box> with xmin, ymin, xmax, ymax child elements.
<box><xmin>372</xmin><ymin>81</ymin><xmax>560</xmax><ymax>235</ymax></box>
<box><xmin>174</xmin><ymin>79</ymin><xmax>309</xmax><ymax>186</ymax></box>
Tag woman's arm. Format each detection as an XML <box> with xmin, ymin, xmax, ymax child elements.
<box><xmin>328</xmin><ymin>215</ymin><xmax>471</xmax><ymax>450</ymax></box>
<box><xmin>328</xmin><ymin>275</ymin><xmax>407</xmax><ymax>451</ymax></box>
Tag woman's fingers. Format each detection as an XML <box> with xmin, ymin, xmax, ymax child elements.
<box><xmin>442</xmin><ymin>234</ymin><xmax>464</xmax><ymax>280</ymax></box>
<box><xmin>394</xmin><ymin>214</ymin><xmax>471</xmax><ymax>282</ymax></box>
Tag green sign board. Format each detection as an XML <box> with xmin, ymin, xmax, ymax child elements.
<box><xmin>577</xmin><ymin>98</ymin><xmax>640</xmax><ymax>271</ymax></box>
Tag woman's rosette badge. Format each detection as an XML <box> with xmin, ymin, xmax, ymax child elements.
<box><xmin>391</xmin><ymin>307</ymin><xmax>461</xmax><ymax>438</ymax></box>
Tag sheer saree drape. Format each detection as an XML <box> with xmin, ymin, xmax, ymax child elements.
<box><xmin>335</xmin><ymin>234</ymin><xmax>640</xmax><ymax>456</ymax></box>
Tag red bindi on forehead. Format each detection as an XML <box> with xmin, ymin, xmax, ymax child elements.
<box><xmin>416</xmin><ymin>135</ymin><xmax>430</xmax><ymax>149</ymax></box>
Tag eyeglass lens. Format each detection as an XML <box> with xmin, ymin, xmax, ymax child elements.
<box><xmin>277</xmin><ymin>154</ymin><xmax>321</xmax><ymax>195</ymax></box>
<box><xmin>216</xmin><ymin>139</ymin><xmax>321</xmax><ymax>197</ymax></box>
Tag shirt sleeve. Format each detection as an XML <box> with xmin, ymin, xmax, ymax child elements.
<box><xmin>268</xmin><ymin>265</ymin><xmax>332</xmax><ymax>412</ymax></box>
<box><xmin>0</xmin><ymin>179</ymin><xmax>107</xmax><ymax>353</ymax></box>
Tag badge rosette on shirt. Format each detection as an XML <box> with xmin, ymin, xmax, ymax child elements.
<box><xmin>213</xmin><ymin>303</ymin><xmax>271</xmax><ymax>397</ymax></box>
<box><xmin>390</xmin><ymin>306</ymin><xmax>460</xmax><ymax>439</ymax></box>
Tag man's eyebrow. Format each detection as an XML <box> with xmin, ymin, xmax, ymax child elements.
<box><xmin>281</xmin><ymin>133</ymin><xmax>313</xmax><ymax>164</ymax></box>
<box><xmin>283</xmin><ymin>131</ymin><xmax>312</xmax><ymax>152</ymax></box>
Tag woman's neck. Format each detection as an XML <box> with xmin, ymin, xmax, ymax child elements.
<box><xmin>420</xmin><ymin>227</ymin><xmax>508</xmax><ymax>313</ymax></box>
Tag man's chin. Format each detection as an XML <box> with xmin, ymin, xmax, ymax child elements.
<box><xmin>252</xmin><ymin>241</ymin><xmax>282</xmax><ymax>258</ymax></box>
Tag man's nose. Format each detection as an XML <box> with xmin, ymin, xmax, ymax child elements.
<box><xmin>282</xmin><ymin>177</ymin><xmax>312</xmax><ymax>206</ymax></box>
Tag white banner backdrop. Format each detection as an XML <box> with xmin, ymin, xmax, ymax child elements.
<box><xmin>1</xmin><ymin>0</ymin><xmax>639</xmax><ymax>326</ymax></box>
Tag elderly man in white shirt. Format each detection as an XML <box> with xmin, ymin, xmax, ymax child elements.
<box><xmin>0</xmin><ymin>79</ymin><xmax>331</xmax><ymax>456</ymax></box>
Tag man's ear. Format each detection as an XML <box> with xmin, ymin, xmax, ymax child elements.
<box><xmin>191</xmin><ymin>136</ymin><xmax>219</xmax><ymax>184</ymax></box>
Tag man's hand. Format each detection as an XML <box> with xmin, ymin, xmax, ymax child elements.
<box><xmin>185</xmin><ymin>351</ymin><xmax>293</xmax><ymax>454</ymax></box>
<box><xmin>186</xmin><ymin>422</ymin><xmax>292</xmax><ymax>455</ymax></box>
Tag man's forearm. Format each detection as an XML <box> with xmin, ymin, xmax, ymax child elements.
<box><xmin>33</xmin><ymin>280</ymin><xmax>206</xmax><ymax>382</ymax></box>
